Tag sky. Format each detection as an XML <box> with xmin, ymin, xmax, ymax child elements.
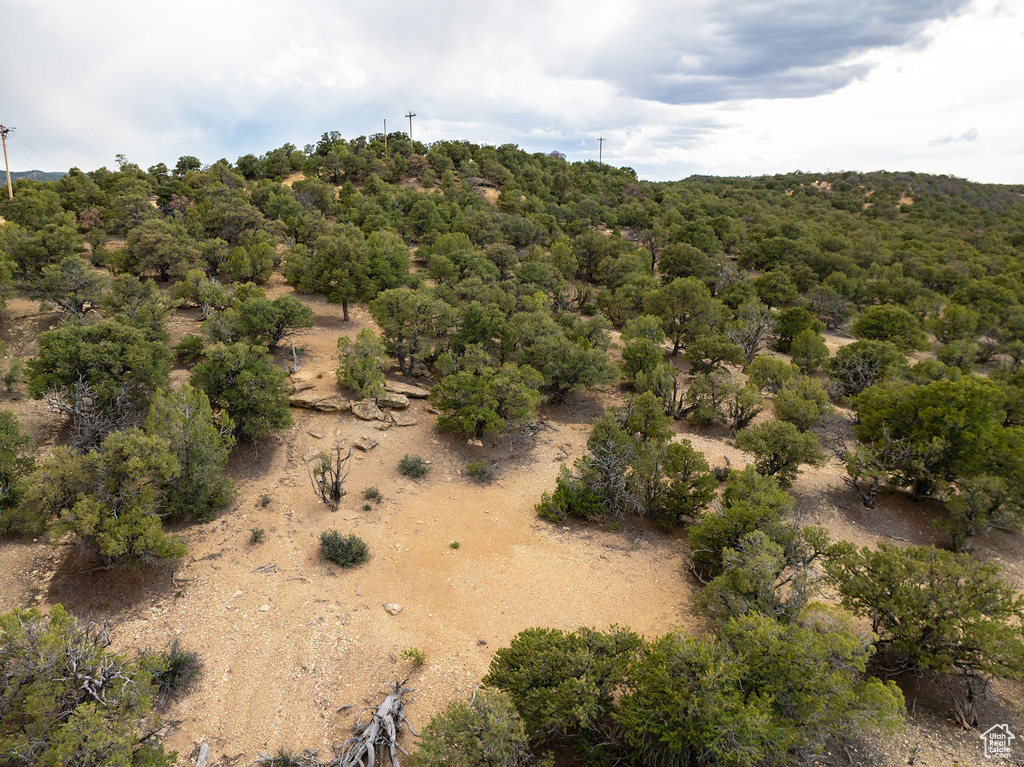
<box><xmin>2</xmin><ymin>0</ymin><xmax>1023</xmax><ymax>184</ymax></box>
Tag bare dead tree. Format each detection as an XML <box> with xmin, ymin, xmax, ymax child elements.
<box><xmin>307</xmin><ymin>447</ymin><xmax>353</xmax><ymax>509</ymax></box>
<box><xmin>727</xmin><ymin>301</ymin><xmax>776</xmax><ymax>364</ymax></box>
<box><xmin>43</xmin><ymin>380</ymin><xmax>141</xmax><ymax>451</ymax></box>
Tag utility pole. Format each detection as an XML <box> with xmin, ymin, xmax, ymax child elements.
<box><xmin>383</xmin><ymin>119</ymin><xmax>387</xmax><ymax>154</ymax></box>
<box><xmin>0</xmin><ymin>125</ymin><xmax>12</xmax><ymax>200</ymax></box>
<box><xmin>598</xmin><ymin>137</ymin><xmax>604</xmax><ymax>164</ymax></box>
<box><xmin>406</xmin><ymin>112</ymin><xmax>416</xmax><ymax>142</ymax></box>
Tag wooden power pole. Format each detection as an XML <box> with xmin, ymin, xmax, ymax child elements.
<box><xmin>406</xmin><ymin>111</ymin><xmax>416</xmax><ymax>142</ymax></box>
<box><xmin>0</xmin><ymin>125</ymin><xmax>12</xmax><ymax>200</ymax></box>
<box><xmin>598</xmin><ymin>137</ymin><xmax>604</xmax><ymax>164</ymax></box>
<box><xmin>383</xmin><ymin>119</ymin><xmax>387</xmax><ymax>154</ymax></box>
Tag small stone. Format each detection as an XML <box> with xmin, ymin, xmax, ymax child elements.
<box><xmin>353</xmin><ymin>436</ymin><xmax>378</xmax><ymax>452</ymax></box>
<box><xmin>233</xmin><ymin>590</ymin><xmax>242</xmax><ymax>598</ymax></box>
<box><xmin>373</xmin><ymin>421</ymin><xmax>392</xmax><ymax>431</ymax></box>
<box><xmin>308</xmin><ymin>431</ymin><xmax>324</xmax><ymax>439</ymax></box>
<box><xmin>383</xmin><ymin>603</ymin><xmax>402</xmax><ymax>615</ymax></box>
<box><xmin>258</xmin><ymin>604</ymin><xmax>271</xmax><ymax>612</ymax></box>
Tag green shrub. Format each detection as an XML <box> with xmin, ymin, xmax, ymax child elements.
<box><xmin>148</xmin><ymin>638</ymin><xmax>203</xmax><ymax>708</ymax></box>
<box><xmin>402</xmin><ymin>647</ymin><xmax>426</xmax><ymax>666</ymax></box>
<box><xmin>535</xmin><ymin>467</ymin><xmax>606</xmax><ymax>524</ymax></box>
<box><xmin>250</xmin><ymin>527</ymin><xmax>265</xmax><ymax>544</ymax></box>
<box><xmin>363</xmin><ymin>486</ymin><xmax>382</xmax><ymax>502</ymax></box>
<box><xmin>0</xmin><ymin>605</ymin><xmax>175</xmax><ymax>766</ymax></box>
<box><xmin>398</xmin><ymin>454</ymin><xmax>430</xmax><ymax>478</ymax></box>
<box><xmin>319</xmin><ymin>530</ymin><xmax>370</xmax><ymax>568</ymax></box>
<box><xmin>465</xmin><ymin>461</ymin><xmax>494</xmax><ymax>484</ymax></box>
<box><xmin>3</xmin><ymin>358</ymin><xmax>24</xmax><ymax>394</ymax></box>
<box><xmin>174</xmin><ymin>334</ymin><xmax>205</xmax><ymax>364</ymax></box>
<box><xmin>449</xmin><ymin>540</ymin><xmax>460</xmax><ymax>549</ymax></box>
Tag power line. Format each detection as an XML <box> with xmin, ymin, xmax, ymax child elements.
<box><xmin>10</xmin><ymin>133</ymin><xmax>64</xmax><ymax>170</ymax></box>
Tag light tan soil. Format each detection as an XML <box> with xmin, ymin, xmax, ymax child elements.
<box><xmin>1</xmin><ymin>288</ymin><xmax>1022</xmax><ymax>767</ymax></box>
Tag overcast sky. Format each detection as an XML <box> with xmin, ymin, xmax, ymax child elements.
<box><xmin>2</xmin><ymin>0</ymin><xmax>1022</xmax><ymax>183</ymax></box>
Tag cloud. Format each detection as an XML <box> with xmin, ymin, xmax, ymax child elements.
<box><xmin>929</xmin><ymin>127</ymin><xmax>980</xmax><ymax>146</ymax></box>
<box><xmin>578</xmin><ymin>0</ymin><xmax>972</xmax><ymax>103</ymax></box>
<box><xmin>0</xmin><ymin>0</ymin><xmax>1020</xmax><ymax>183</ymax></box>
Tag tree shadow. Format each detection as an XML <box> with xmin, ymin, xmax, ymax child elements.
<box><xmin>45</xmin><ymin>544</ymin><xmax>178</xmax><ymax>626</ymax></box>
<box><xmin>792</xmin><ymin>479</ymin><xmax>946</xmax><ymax>548</ymax></box>
<box><xmin>539</xmin><ymin>390</ymin><xmax>607</xmax><ymax>427</ymax></box>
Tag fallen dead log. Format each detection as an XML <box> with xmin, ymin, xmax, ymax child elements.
<box><xmin>245</xmin><ymin>681</ymin><xmax>417</xmax><ymax>767</ymax></box>
<box><xmin>336</xmin><ymin>679</ymin><xmax>417</xmax><ymax>767</ymax></box>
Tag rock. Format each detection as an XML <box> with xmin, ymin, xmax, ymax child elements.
<box><xmin>289</xmin><ymin>394</ymin><xmax>320</xmax><ymax>409</ymax></box>
<box><xmin>314</xmin><ymin>397</ymin><xmax>351</xmax><ymax>413</ymax></box>
<box><xmin>289</xmin><ymin>377</ymin><xmax>317</xmax><ymax>394</ymax></box>
<box><xmin>307</xmin><ymin>431</ymin><xmax>323</xmax><ymax>439</ymax></box>
<box><xmin>376</xmin><ymin>392</ymin><xmax>410</xmax><ymax>409</ymax></box>
<box><xmin>373</xmin><ymin>421</ymin><xmax>392</xmax><ymax>431</ymax></box>
<box><xmin>390</xmin><ymin>411</ymin><xmax>418</xmax><ymax>427</ymax></box>
<box><xmin>258</xmin><ymin>604</ymin><xmax>271</xmax><ymax>612</ymax></box>
<box><xmin>385</xmin><ymin>381</ymin><xmax>431</xmax><ymax>399</ymax></box>
<box><xmin>383</xmin><ymin>603</ymin><xmax>402</xmax><ymax>615</ymax></box>
<box><xmin>353</xmin><ymin>436</ymin><xmax>378</xmax><ymax>452</ymax></box>
<box><xmin>466</xmin><ymin>438</ymin><xmax>484</xmax><ymax>447</ymax></box>
<box><xmin>351</xmin><ymin>399</ymin><xmax>385</xmax><ymax>421</ymax></box>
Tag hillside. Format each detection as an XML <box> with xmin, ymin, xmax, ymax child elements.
<box><xmin>1</xmin><ymin>136</ymin><xmax>1024</xmax><ymax>766</ymax></box>
<box><xmin>5</xmin><ymin>169</ymin><xmax>66</xmax><ymax>183</ymax></box>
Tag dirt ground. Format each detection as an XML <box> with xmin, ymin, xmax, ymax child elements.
<box><xmin>2</xmin><ymin>280</ymin><xmax>1023</xmax><ymax>767</ymax></box>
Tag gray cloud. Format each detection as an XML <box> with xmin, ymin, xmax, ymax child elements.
<box><xmin>0</xmin><ymin>0</ymin><xmax>1008</xmax><ymax>180</ymax></box>
<box><xmin>579</xmin><ymin>0</ymin><xmax>972</xmax><ymax>103</ymax></box>
<box><xmin>929</xmin><ymin>127</ymin><xmax>980</xmax><ymax>146</ymax></box>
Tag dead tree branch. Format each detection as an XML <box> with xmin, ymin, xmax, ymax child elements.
<box><xmin>308</xmin><ymin>447</ymin><xmax>353</xmax><ymax>509</ymax></box>
<box><xmin>335</xmin><ymin>680</ymin><xmax>417</xmax><ymax>767</ymax></box>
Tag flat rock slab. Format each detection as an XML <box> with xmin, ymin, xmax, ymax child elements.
<box><xmin>353</xmin><ymin>436</ymin><xmax>378</xmax><ymax>452</ymax></box>
<box><xmin>390</xmin><ymin>411</ymin><xmax>418</xmax><ymax>427</ymax></box>
<box><xmin>289</xmin><ymin>394</ymin><xmax>321</xmax><ymax>409</ymax></box>
<box><xmin>385</xmin><ymin>381</ymin><xmax>431</xmax><ymax>399</ymax></box>
<box><xmin>314</xmin><ymin>397</ymin><xmax>351</xmax><ymax>413</ymax></box>
<box><xmin>377</xmin><ymin>392</ymin><xmax>410</xmax><ymax>409</ymax></box>
<box><xmin>289</xmin><ymin>374</ymin><xmax>317</xmax><ymax>393</ymax></box>
<box><xmin>352</xmin><ymin>400</ymin><xmax>386</xmax><ymax>421</ymax></box>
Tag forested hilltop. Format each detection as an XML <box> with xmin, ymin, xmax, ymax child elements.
<box><xmin>2</xmin><ymin>134</ymin><xmax>1024</xmax><ymax>766</ymax></box>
